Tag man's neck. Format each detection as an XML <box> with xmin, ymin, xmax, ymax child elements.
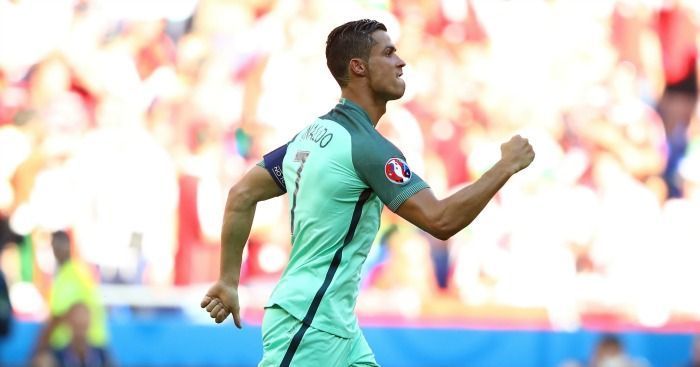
<box><xmin>340</xmin><ymin>87</ymin><xmax>386</xmax><ymax>127</ymax></box>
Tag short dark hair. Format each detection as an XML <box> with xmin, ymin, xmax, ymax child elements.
<box><xmin>325</xmin><ymin>19</ymin><xmax>387</xmax><ymax>87</ymax></box>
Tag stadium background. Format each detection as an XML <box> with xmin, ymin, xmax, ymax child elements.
<box><xmin>1</xmin><ymin>0</ymin><xmax>699</xmax><ymax>366</ymax></box>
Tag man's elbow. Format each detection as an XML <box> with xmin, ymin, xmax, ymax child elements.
<box><xmin>431</xmin><ymin>216</ymin><xmax>477</xmax><ymax>241</ymax></box>
<box><xmin>430</xmin><ymin>226</ymin><xmax>453</xmax><ymax>241</ymax></box>
<box><xmin>427</xmin><ymin>215</ymin><xmax>455</xmax><ymax>241</ymax></box>
<box><xmin>226</xmin><ymin>183</ymin><xmax>256</xmax><ymax>212</ymax></box>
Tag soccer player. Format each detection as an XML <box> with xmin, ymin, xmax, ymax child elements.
<box><xmin>201</xmin><ymin>19</ymin><xmax>534</xmax><ymax>366</ymax></box>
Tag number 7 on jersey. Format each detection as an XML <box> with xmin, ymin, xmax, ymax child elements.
<box><xmin>290</xmin><ymin>151</ymin><xmax>310</xmax><ymax>237</ymax></box>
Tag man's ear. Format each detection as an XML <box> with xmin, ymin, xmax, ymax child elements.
<box><xmin>349</xmin><ymin>58</ymin><xmax>367</xmax><ymax>77</ymax></box>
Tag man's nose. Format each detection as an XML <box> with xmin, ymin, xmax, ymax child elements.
<box><xmin>397</xmin><ymin>56</ymin><xmax>406</xmax><ymax>68</ymax></box>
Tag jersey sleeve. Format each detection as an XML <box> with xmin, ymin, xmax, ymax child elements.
<box><xmin>353</xmin><ymin>140</ymin><xmax>429</xmax><ymax>212</ymax></box>
<box><xmin>261</xmin><ymin>143</ymin><xmax>288</xmax><ymax>193</ymax></box>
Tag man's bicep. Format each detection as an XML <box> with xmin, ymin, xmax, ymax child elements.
<box><xmin>394</xmin><ymin>188</ymin><xmax>441</xmax><ymax>235</ymax></box>
<box><xmin>230</xmin><ymin>143</ymin><xmax>287</xmax><ymax>206</ymax></box>
<box><xmin>242</xmin><ymin>165</ymin><xmax>285</xmax><ymax>201</ymax></box>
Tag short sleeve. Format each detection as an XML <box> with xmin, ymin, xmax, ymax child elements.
<box><xmin>353</xmin><ymin>140</ymin><xmax>429</xmax><ymax>212</ymax></box>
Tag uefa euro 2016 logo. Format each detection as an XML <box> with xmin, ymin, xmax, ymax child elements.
<box><xmin>384</xmin><ymin>157</ymin><xmax>412</xmax><ymax>185</ymax></box>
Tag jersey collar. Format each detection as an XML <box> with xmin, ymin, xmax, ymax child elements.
<box><xmin>338</xmin><ymin>98</ymin><xmax>373</xmax><ymax>128</ymax></box>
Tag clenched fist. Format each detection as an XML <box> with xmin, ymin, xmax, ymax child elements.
<box><xmin>500</xmin><ymin>135</ymin><xmax>535</xmax><ymax>174</ymax></box>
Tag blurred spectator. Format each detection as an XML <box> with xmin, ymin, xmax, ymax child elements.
<box><xmin>0</xmin><ymin>268</ymin><xmax>8</xmax><ymax>335</ymax></box>
<box><xmin>32</xmin><ymin>303</ymin><xmax>114</xmax><ymax>367</ymax></box>
<box><xmin>686</xmin><ymin>334</ymin><xmax>700</xmax><ymax>367</ymax></box>
<box><xmin>53</xmin><ymin>302</ymin><xmax>113</xmax><ymax>367</ymax></box>
<box><xmin>0</xmin><ymin>109</ymin><xmax>33</xmax><ymax>342</ymax></box>
<box><xmin>0</xmin><ymin>251</ymin><xmax>10</xmax><ymax>340</ymax></box>
<box><xmin>0</xmin><ymin>214</ymin><xmax>22</xmax><ymax>340</ymax></box>
<box><xmin>32</xmin><ymin>231</ymin><xmax>108</xmax><ymax>363</ymax></box>
<box><xmin>655</xmin><ymin>0</ymin><xmax>698</xmax><ymax>197</ymax></box>
<box><xmin>589</xmin><ymin>334</ymin><xmax>648</xmax><ymax>367</ymax></box>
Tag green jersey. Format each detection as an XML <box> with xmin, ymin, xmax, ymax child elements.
<box><xmin>260</xmin><ymin>98</ymin><xmax>429</xmax><ymax>338</ymax></box>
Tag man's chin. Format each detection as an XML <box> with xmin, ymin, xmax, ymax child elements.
<box><xmin>375</xmin><ymin>85</ymin><xmax>405</xmax><ymax>102</ymax></box>
<box><xmin>386</xmin><ymin>87</ymin><xmax>406</xmax><ymax>101</ymax></box>
<box><xmin>387</xmin><ymin>93</ymin><xmax>404</xmax><ymax>101</ymax></box>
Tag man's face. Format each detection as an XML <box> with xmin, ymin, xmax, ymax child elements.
<box><xmin>52</xmin><ymin>240</ymin><xmax>70</xmax><ymax>265</ymax></box>
<box><xmin>366</xmin><ymin>31</ymin><xmax>406</xmax><ymax>101</ymax></box>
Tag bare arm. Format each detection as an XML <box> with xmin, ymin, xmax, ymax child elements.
<box><xmin>32</xmin><ymin>314</ymin><xmax>62</xmax><ymax>357</ymax></box>
<box><xmin>396</xmin><ymin>135</ymin><xmax>534</xmax><ymax>240</ymax></box>
<box><xmin>220</xmin><ymin>165</ymin><xmax>283</xmax><ymax>285</ymax></box>
<box><xmin>200</xmin><ymin>165</ymin><xmax>283</xmax><ymax>328</ymax></box>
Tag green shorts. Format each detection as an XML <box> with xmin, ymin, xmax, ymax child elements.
<box><xmin>258</xmin><ymin>305</ymin><xmax>379</xmax><ymax>367</ymax></box>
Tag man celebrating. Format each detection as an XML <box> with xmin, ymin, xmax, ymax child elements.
<box><xmin>201</xmin><ymin>19</ymin><xmax>534</xmax><ymax>367</ymax></box>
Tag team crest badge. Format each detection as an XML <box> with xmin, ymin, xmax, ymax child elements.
<box><xmin>385</xmin><ymin>158</ymin><xmax>412</xmax><ymax>185</ymax></box>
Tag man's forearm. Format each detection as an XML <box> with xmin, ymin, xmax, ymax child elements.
<box><xmin>219</xmin><ymin>191</ymin><xmax>257</xmax><ymax>286</ymax></box>
<box><xmin>217</xmin><ymin>166</ymin><xmax>285</xmax><ymax>286</ymax></box>
<box><xmin>33</xmin><ymin>316</ymin><xmax>61</xmax><ymax>356</ymax></box>
<box><xmin>437</xmin><ymin>160</ymin><xmax>514</xmax><ymax>238</ymax></box>
<box><xmin>396</xmin><ymin>136</ymin><xmax>533</xmax><ymax>241</ymax></box>
<box><xmin>201</xmin><ymin>165</ymin><xmax>284</xmax><ymax>326</ymax></box>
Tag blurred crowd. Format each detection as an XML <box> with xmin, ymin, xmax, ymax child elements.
<box><xmin>1</xmin><ymin>0</ymin><xmax>699</xmax><ymax>338</ymax></box>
